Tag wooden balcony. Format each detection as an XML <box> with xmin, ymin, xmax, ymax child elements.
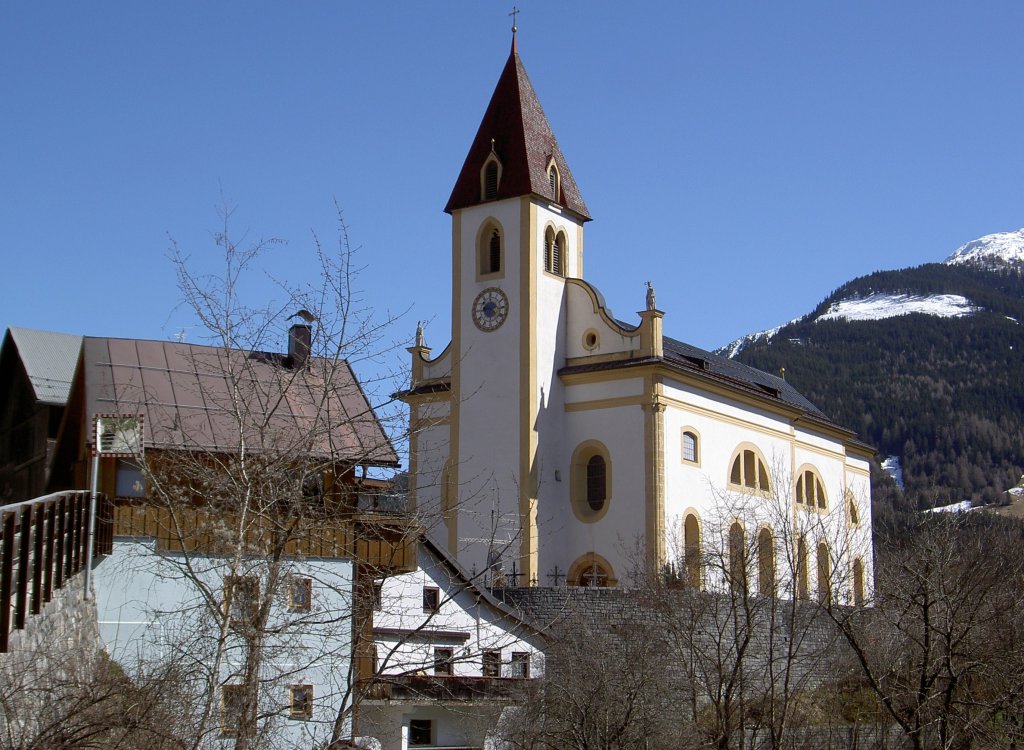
<box><xmin>356</xmin><ymin>674</ymin><xmax>528</xmax><ymax>704</ymax></box>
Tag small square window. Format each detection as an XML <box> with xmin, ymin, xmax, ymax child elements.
<box><xmin>373</xmin><ymin>581</ymin><xmax>383</xmax><ymax>611</ymax></box>
<box><xmin>409</xmin><ymin>719</ymin><xmax>432</xmax><ymax>746</ymax></box>
<box><xmin>434</xmin><ymin>647</ymin><xmax>453</xmax><ymax>676</ymax></box>
<box><xmin>482</xmin><ymin>650</ymin><xmax>501</xmax><ymax>677</ymax></box>
<box><xmin>225</xmin><ymin>576</ymin><xmax>259</xmax><ymax>625</ymax></box>
<box><xmin>422</xmin><ymin>586</ymin><xmax>440</xmax><ymax>613</ymax></box>
<box><xmin>288</xmin><ymin>684</ymin><xmax>313</xmax><ymax>719</ymax></box>
<box><xmin>221</xmin><ymin>684</ymin><xmax>245</xmax><ymax>737</ymax></box>
<box><xmin>288</xmin><ymin>577</ymin><xmax>312</xmax><ymax>613</ymax></box>
<box><xmin>510</xmin><ymin>651</ymin><xmax>530</xmax><ymax>678</ymax></box>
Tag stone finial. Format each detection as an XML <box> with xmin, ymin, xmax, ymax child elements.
<box><xmin>415</xmin><ymin>321</ymin><xmax>426</xmax><ymax>349</ymax></box>
<box><xmin>645</xmin><ymin>281</ymin><xmax>656</xmax><ymax>311</ymax></box>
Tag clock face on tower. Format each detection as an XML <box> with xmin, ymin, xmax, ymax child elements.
<box><xmin>471</xmin><ymin>287</ymin><xmax>509</xmax><ymax>332</ymax></box>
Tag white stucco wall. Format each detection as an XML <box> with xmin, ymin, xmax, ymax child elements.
<box><xmin>360</xmin><ymin>543</ymin><xmax>543</xmax><ymax>750</ymax></box>
<box><xmin>93</xmin><ymin>538</ymin><xmax>355</xmax><ymax>745</ymax></box>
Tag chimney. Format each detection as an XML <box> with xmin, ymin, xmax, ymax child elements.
<box><xmin>288</xmin><ymin>322</ymin><xmax>311</xmax><ymax>369</ymax></box>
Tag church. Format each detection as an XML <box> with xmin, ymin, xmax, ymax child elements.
<box><xmin>401</xmin><ymin>32</ymin><xmax>874</xmax><ymax>602</ymax></box>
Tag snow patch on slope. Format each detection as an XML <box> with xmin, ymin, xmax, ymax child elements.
<box><xmin>925</xmin><ymin>500</ymin><xmax>974</xmax><ymax>514</ymax></box>
<box><xmin>717</xmin><ymin>318</ymin><xmax>803</xmax><ymax>359</ymax></box>
<box><xmin>815</xmin><ymin>293</ymin><xmax>979</xmax><ymax>323</ymax></box>
<box><xmin>881</xmin><ymin>455</ymin><xmax>904</xmax><ymax>490</ymax></box>
<box><xmin>945</xmin><ymin>227</ymin><xmax>1024</xmax><ymax>269</ymax></box>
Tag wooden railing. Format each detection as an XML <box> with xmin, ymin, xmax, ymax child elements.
<box><xmin>0</xmin><ymin>490</ymin><xmax>112</xmax><ymax>652</ymax></box>
<box><xmin>111</xmin><ymin>503</ymin><xmax>415</xmax><ymax>572</ymax></box>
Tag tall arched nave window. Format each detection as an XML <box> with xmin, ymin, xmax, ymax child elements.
<box><xmin>683</xmin><ymin>512</ymin><xmax>702</xmax><ymax>588</ymax></box>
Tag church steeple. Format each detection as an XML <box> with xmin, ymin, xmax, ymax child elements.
<box><xmin>444</xmin><ymin>40</ymin><xmax>590</xmax><ymax>220</ymax></box>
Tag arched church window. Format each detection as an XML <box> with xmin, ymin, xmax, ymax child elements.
<box><xmin>682</xmin><ymin>430</ymin><xmax>698</xmax><ymax>464</ymax></box>
<box><xmin>796</xmin><ymin>536</ymin><xmax>809</xmax><ymax>600</ymax></box>
<box><xmin>548</xmin><ymin>164</ymin><xmax>558</xmax><ymax>200</ymax></box>
<box><xmin>729</xmin><ymin>446</ymin><xmax>771</xmax><ymax>492</ymax></box>
<box><xmin>728</xmin><ymin>522</ymin><xmax>746</xmax><ymax>593</ymax></box>
<box><xmin>684</xmin><ymin>512</ymin><xmax>702</xmax><ymax>588</ymax></box>
<box><xmin>795</xmin><ymin>467</ymin><xmax>827</xmax><ymax>509</ymax></box>
<box><xmin>848</xmin><ymin>491</ymin><xmax>859</xmax><ymax>525</ymax></box>
<box><xmin>570</xmin><ymin>441</ymin><xmax>612</xmax><ymax>522</ymax></box>
<box><xmin>758</xmin><ymin>527</ymin><xmax>775</xmax><ymax>597</ymax></box>
<box><xmin>852</xmin><ymin>557</ymin><xmax>865</xmax><ymax>606</ymax></box>
<box><xmin>817</xmin><ymin>541</ymin><xmax>832</xmax><ymax>605</ymax></box>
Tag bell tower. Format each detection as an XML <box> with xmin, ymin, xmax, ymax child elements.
<box><xmin>441</xmin><ymin>31</ymin><xmax>591</xmax><ymax>583</ymax></box>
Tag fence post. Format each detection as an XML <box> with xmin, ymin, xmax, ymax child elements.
<box><xmin>14</xmin><ymin>505</ymin><xmax>32</xmax><ymax>631</ymax></box>
<box><xmin>31</xmin><ymin>502</ymin><xmax>44</xmax><ymax>615</ymax></box>
<box><xmin>1</xmin><ymin>511</ymin><xmax>14</xmax><ymax>652</ymax></box>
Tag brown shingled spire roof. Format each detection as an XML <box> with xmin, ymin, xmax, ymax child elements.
<box><xmin>444</xmin><ymin>39</ymin><xmax>590</xmax><ymax>220</ymax></box>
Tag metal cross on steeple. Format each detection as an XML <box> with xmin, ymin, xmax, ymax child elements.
<box><xmin>509</xmin><ymin>6</ymin><xmax>520</xmax><ymax>33</ymax></box>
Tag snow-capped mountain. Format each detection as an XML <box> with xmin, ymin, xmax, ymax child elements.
<box><xmin>945</xmin><ymin>227</ymin><xmax>1024</xmax><ymax>271</ymax></box>
<box><xmin>717</xmin><ymin>226</ymin><xmax>1024</xmax><ymax>512</ymax></box>
<box><xmin>718</xmin><ymin>228</ymin><xmax>1024</xmax><ymax>357</ymax></box>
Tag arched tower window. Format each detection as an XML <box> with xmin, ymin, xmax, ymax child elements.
<box><xmin>728</xmin><ymin>522</ymin><xmax>746</xmax><ymax>593</ymax></box>
<box><xmin>544</xmin><ymin>227</ymin><xmax>565</xmax><ymax>276</ymax></box>
<box><xmin>817</xmin><ymin>542</ymin><xmax>832</xmax><ymax>605</ymax></box>
<box><xmin>758</xmin><ymin>527</ymin><xmax>775</xmax><ymax>597</ymax></box>
<box><xmin>548</xmin><ymin>164</ymin><xmax>558</xmax><ymax>200</ymax></box>
<box><xmin>570</xmin><ymin>441</ymin><xmax>612</xmax><ymax>522</ymax></box>
<box><xmin>684</xmin><ymin>512</ymin><xmax>702</xmax><ymax>588</ymax></box>
<box><xmin>489</xmin><ymin>230</ymin><xmax>501</xmax><ymax>273</ymax></box>
<box><xmin>729</xmin><ymin>446</ymin><xmax>771</xmax><ymax>492</ymax></box>
<box><xmin>478</xmin><ymin>222</ymin><xmax>503</xmax><ymax>278</ymax></box>
<box><xmin>795</xmin><ymin>467</ymin><xmax>827</xmax><ymax>509</ymax></box>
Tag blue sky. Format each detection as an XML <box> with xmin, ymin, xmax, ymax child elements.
<box><xmin>3</xmin><ymin>2</ymin><xmax>1023</xmax><ymax>377</ymax></box>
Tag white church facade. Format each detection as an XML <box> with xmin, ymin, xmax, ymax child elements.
<box><xmin>401</xmin><ymin>35</ymin><xmax>874</xmax><ymax>604</ymax></box>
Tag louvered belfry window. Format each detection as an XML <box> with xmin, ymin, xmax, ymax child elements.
<box><xmin>484</xmin><ymin>161</ymin><xmax>498</xmax><ymax>200</ymax></box>
<box><xmin>544</xmin><ymin>228</ymin><xmax>564</xmax><ymax>276</ymax></box>
<box><xmin>548</xmin><ymin>165</ymin><xmax>557</xmax><ymax>199</ymax></box>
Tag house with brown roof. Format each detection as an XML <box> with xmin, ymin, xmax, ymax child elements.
<box><xmin>34</xmin><ymin>323</ymin><xmax>411</xmax><ymax>745</ymax></box>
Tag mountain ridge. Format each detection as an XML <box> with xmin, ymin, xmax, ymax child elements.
<box><xmin>719</xmin><ymin>228</ymin><xmax>1024</xmax><ymax>521</ymax></box>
